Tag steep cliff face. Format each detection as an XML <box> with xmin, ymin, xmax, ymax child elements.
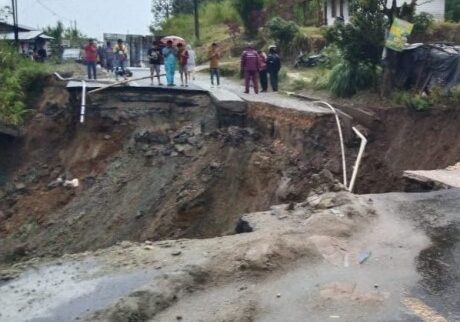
<box><xmin>0</xmin><ymin>84</ymin><xmax>343</xmax><ymax>263</ymax></box>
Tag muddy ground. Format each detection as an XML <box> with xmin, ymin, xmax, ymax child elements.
<box><xmin>3</xmin><ymin>188</ymin><xmax>457</xmax><ymax>322</ymax></box>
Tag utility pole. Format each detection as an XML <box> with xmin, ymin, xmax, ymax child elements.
<box><xmin>11</xmin><ymin>0</ymin><xmax>19</xmax><ymax>49</ymax></box>
<box><xmin>193</xmin><ymin>0</ymin><xmax>199</xmax><ymax>40</ymax></box>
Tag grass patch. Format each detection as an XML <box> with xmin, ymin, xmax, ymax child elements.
<box><xmin>393</xmin><ymin>91</ymin><xmax>432</xmax><ymax>111</ymax></box>
<box><xmin>299</xmin><ymin>26</ymin><xmax>327</xmax><ymax>38</ymax></box>
<box><xmin>0</xmin><ymin>44</ymin><xmax>48</xmax><ymax>125</ymax></box>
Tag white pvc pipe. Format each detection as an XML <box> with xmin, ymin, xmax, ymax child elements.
<box><xmin>53</xmin><ymin>72</ymin><xmax>113</xmax><ymax>84</ymax></box>
<box><xmin>54</xmin><ymin>72</ymin><xmax>69</xmax><ymax>81</ymax></box>
<box><xmin>80</xmin><ymin>80</ymin><xmax>86</xmax><ymax>123</ymax></box>
<box><xmin>313</xmin><ymin>101</ymin><xmax>348</xmax><ymax>187</ymax></box>
<box><xmin>348</xmin><ymin>127</ymin><xmax>368</xmax><ymax>192</ymax></box>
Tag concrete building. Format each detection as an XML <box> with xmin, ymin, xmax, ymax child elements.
<box><xmin>324</xmin><ymin>0</ymin><xmax>446</xmax><ymax>25</ymax></box>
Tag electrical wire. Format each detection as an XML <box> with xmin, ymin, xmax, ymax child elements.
<box><xmin>35</xmin><ymin>0</ymin><xmax>72</xmax><ymax>22</ymax></box>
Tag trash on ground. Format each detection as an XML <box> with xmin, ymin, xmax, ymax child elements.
<box><xmin>357</xmin><ymin>250</ymin><xmax>371</xmax><ymax>264</ymax></box>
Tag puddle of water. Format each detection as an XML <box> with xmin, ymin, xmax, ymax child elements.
<box><xmin>416</xmin><ymin>223</ymin><xmax>459</xmax><ymax>294</ymax></box>
<box><xmin>414</xmin><ymin>222</ymin><xmax>460</xmax><ymax>321</ymax></box>
<box><xmin>0</xmin><ymin>258</ymin><xmax>157</xmax><ymax>322</ymax></box>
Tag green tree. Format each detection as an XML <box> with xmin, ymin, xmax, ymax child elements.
<box><xmin>0</xmin><ymin>5</ymin><xmax>11</xmax><ymax>22</ymax></box>
<box><xmin>44</xmin><ymin>21</ymin><xmax>65</xmax><ymax>57</ymax></box>
<box><xmin>151</xmin><ymin>0</ymin><xmax>173</xmax><ymax>31</ymax></box>
<box><xmin>327</xmin><ymin>1</ymin><xmax>385</xmax><ymax>66</ymax></box>
<box><xmin>446</xmin><ymin>0</ymin><xmax>460</xmax><ymax>22</ymax></box>
<box><xmin>326</xmin><ymin>0</ymin><xmax>424</xmax><ymax>97</ymax></box>
<box><xmin>0</xmin><ymin>43</ymin><xmax>46</xmax><ymax>125</ymax></box>
<box><xmin>267</xmin><ymin>17</ymin><xmax>299</xmax><ymax>50</ymax></box>
<box><xmin>172</xmin><ymin>0</ymin><xmax>194</xmax><ymax>14</ymax></box>
<box><xmin>63</xmin><ymin>27</ymin><xmax>87</xmax><ymax>47</ymax></box>
<box><xmin>234</xmin><ymin>0</ymin><xmax>265</xmax><ymax>36</ymax></box>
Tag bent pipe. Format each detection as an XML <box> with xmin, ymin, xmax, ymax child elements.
<box><xmin>53</xmin><ymin>72</ymin><xmax>113</xmax><ymax>84</ymax></box>
<box><xmin>313</xmin><ymin>101</ymin><xmax>348</xmax><ymax>188</ymax></box>
<box><xmin>348</xmin><ymin>127</ymin><xmax>367</xmax><ymax>193</ymax></box>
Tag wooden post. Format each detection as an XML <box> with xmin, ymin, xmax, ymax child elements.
<box><xmin>194</xmin><ymin>0</ymin><xmax>200</xmax><ymax>40</ymax></box>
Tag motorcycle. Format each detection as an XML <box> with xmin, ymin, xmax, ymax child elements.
<box><xmin>294</xmin><ymin>52</ymin><xmax>328</xmax><ymax>68</ymax></box>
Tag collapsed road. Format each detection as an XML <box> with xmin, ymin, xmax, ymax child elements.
<box><xmin>0</xmin><ymin>70</ymin><xmax>459</xmax><ymax>322</ymax></box>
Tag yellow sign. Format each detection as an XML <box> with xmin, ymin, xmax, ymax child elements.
<box><xmin>385</xmin><ymin>18</ymin><xmax>414</xmax><ymax>52</ymax></box>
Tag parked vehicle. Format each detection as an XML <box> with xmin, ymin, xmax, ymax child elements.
<box><xmin>294</xmin><ymin>52</ymin><xmax>328</xmax><ymax>68</ymax></box>
<box><xmin>62</xmin><ymin>48</ymin><xmax>82</xmax><ymax>63</ymax></box>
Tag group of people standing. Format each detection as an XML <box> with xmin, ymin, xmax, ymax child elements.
<box><xmin>147</xmin><ymin>40</ymin><xmax>196</xmax><ymax>87</ymax></box>
<box><xmin>83</xmin><ymin>37</ymin><xmax>281</xmax><ymax>94</ymax></box>
<box><xmin>84</xmin><ymin>39</ymin><xmax>129</xmax><ymax>80</ymax></box>
<box><xmin>241</xmin><ymin>43</ymin><xmax>281</xmax><ymax>94</ymax></box>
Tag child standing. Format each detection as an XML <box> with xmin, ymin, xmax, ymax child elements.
<box><xmin>177</xmin><ymin>43</ymin><xmax>189</xmax><ymax>87</ymax></box>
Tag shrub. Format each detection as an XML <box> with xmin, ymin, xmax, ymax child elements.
<box><xmin>412</xmin><ymin>12</ymin><xmax>434</xmax><ymax>35</ymax></box>
<box><xmin>446</xmin><ymin>0</ymin><xmax>460</xmax><ymax>22</ymax></box>
<box><xmin>426</xmin><ymin>21</ymin><xmax>460</xmax><ymax>43</ymax></box>
<box><xmin>0</xmin><ymin>43</ymin><xmax>47</xmax><ymax>125</ymax></box>
<box><xmin>394</xmin><ymin>91</ymin><xmax>432</xmax><ymax>111</ymax></box>
<box><xmin>312</xmin><ymin>69</ymin><xmax>331</xmax><ymax>90</ymax></box>
<box><xmin>202</xmin><ymin>0</ymin><xmax>240</xmax><ymax>25</ymax></box>
<box><xmin>326</xmin><ymin>14</ymin><xmax>385</xmax><ymax>66</ymax></box>
<box><xmin>160</xmin><ymin>14</ymin><xmax>195</xmax><ymax>40</ymax></box>
<box><xmin>327</xmin><ymin>61</ymin><xmax>378</xmax><ymax>97</ymax></box>
<box><xmin>289</xmin><ymin>78</ymin><xmax>309</xmax><ymax>91</ymax></box>
<box><xmin>321</xmin><ymin>45</ymin><xmax>341</xmax><ymax>68</ymax></box>
<box><xmin>429</xmin><ymin>85</ymin><xmax>460</xmax><ymax>107</ymax></box>
<box><xmin>267</xmin><ymin>16</ymin><xmax>300</xmax><ymax>49</ymax></box>
<box><xmin>234</xmin><ymin>0</ymin><xmax>265</xmax><ymax>36</ymax></box>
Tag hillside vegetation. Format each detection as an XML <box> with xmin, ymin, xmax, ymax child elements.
<box><xmin>0</xmin><ymin>44</ymin><xmax>47</xmax><ymax>126</ymax></box>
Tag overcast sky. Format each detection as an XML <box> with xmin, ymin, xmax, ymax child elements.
<box><xmin>0</xmin><ymin>0</ymin><xmax>153</xmax><ymax>39</ymax></box>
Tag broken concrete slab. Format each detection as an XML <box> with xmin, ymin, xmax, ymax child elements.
<box><xmin>404</xmin><ymin>163</ymin><xmax>460</xmax><ymax>189</ymax></box>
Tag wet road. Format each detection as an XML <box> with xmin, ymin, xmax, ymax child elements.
<box><xmin>369</xmin><ymin>189</ymin><xmax>460</xmax><ymax>321</ymax></box>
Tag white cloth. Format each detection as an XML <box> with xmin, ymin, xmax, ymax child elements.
<box><xmin>187</xmin><ymin>49</ymin><xmax>196</xmax><ymax>67</ymax></box>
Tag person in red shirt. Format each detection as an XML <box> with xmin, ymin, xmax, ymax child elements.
<box><xmin>241</xmin><ymin>43</ymin><xmax>260</xmax><ymax>94</ymax></box>
<box><xmin>177</xmin><ymin>43</ymin><xmax>189</xmax><ymax>87</ymax></box>
<box><xmin>84</xmin><ymin>39</ymin><xmax>98</xmax><ymax>80</ymax></box>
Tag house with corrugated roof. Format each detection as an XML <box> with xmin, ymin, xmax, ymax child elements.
<box><xmin>0</xmin><ymin>21</ymin><xmax>53</xmax><ymax>55</ymax></box>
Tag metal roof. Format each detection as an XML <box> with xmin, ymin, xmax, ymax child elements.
<box><xmin>0</xmin><ymin>21</ymin><xmax>36</xmax><ymax>32</ymax></box>
<box><xmin>0</xmin><ymin>30</ymin><xmax>53</xmax><ymax>40</ymax></box>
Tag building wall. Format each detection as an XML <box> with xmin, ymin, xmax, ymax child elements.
<box><xmin>414</xmin><ymin>0</ymin><xmax>445</xmax><ymax>20</ymax></box>
<box><xmin>326</xmin><ymin>0</ymin><xmax>445</xmax><ymax>25</ymax></box>
<box><xmin>325</xmin><ymin>0</ymin><xmax>351</xmax><ymax>26</ymax></box>
<box><xmin>388</xmin><ymin>0</ymin><xmax>445</xmax><ymax>21</ymax></box>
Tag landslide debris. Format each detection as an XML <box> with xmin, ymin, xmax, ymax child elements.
<box><xmin>0</xmin><ymin>83</ymin><xmax>344</xmax><ymax>263</ymax></box>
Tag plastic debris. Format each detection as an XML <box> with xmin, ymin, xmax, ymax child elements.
<box><xmin>357</xmin><ymin>250</ymin><xmax>371</xmax><ymax>264</ymax></box>
<box><xmin>63</xmin><ymin>178</ymin><xmax>79</xmax><ymax>188</ymax></box>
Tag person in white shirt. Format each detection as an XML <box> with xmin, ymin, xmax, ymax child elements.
<box><xmin>186</xmin><ymin>44</ymin><xmax>196</xmax><ymax>81</ymax></box>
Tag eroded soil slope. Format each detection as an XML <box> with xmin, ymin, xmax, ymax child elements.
<box><xmin>0</xmin><ymin>82</ymin><xmax>343</xmax><ymax>263</ymax></box>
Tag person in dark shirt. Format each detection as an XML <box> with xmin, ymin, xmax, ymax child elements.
<box><xmin>36</xmin><ymin>48</ymin><xmax>47</xmax><ymax>63</ymax></box>
<box><xmin>266</xmin><ymin>46</ymin><xmax>281</xmax><ymax>92</ymax></box>
<box><xmin>105</xmin><ymin>42</ymin><xmax>114</xmax><ymax>72</ymax></box>
<box><xmin>148</xmin><ymin>41</ymin><xmax>163</xmax><ymax>85</ymax></box>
